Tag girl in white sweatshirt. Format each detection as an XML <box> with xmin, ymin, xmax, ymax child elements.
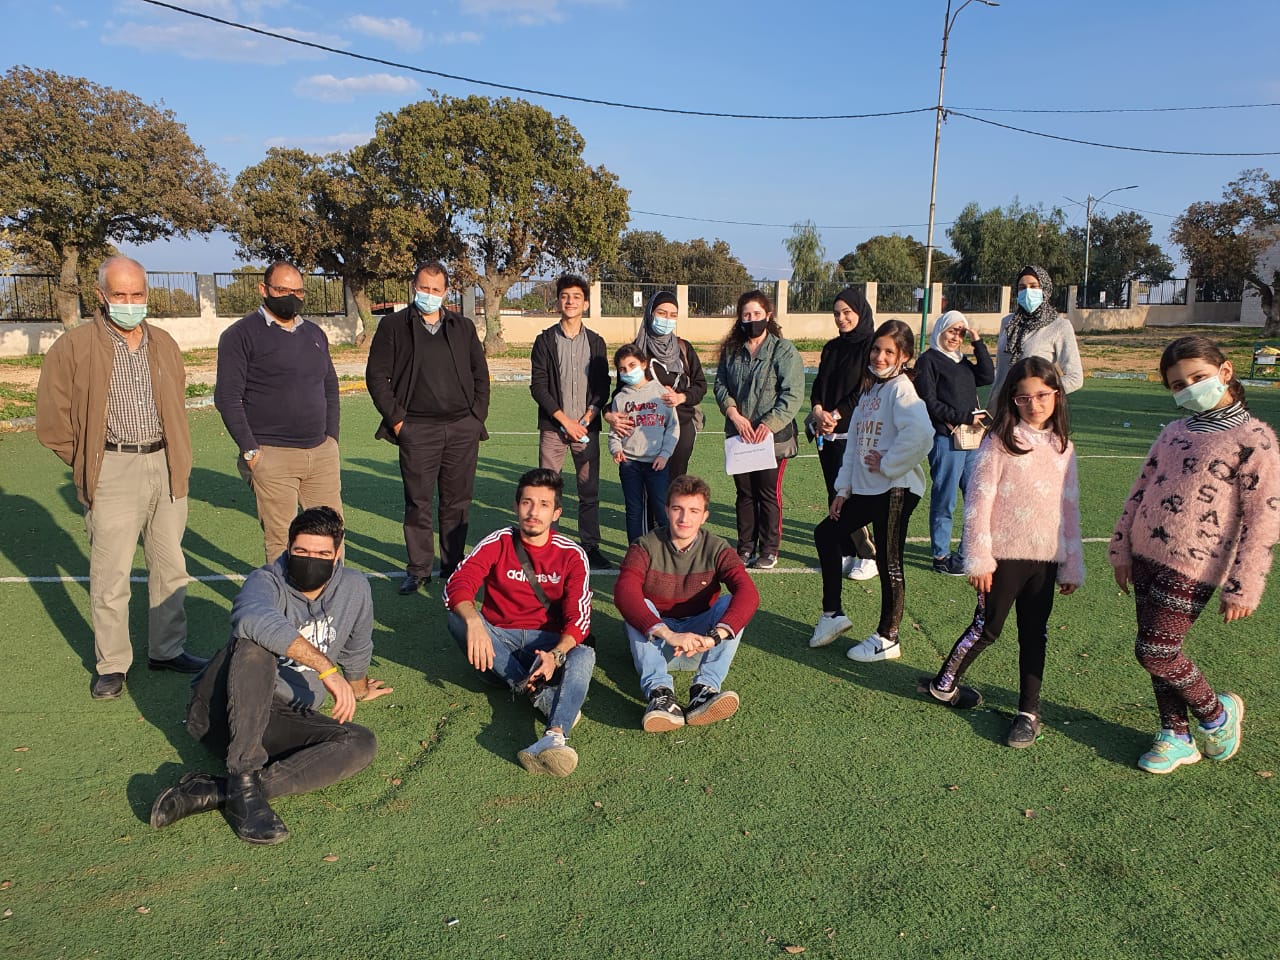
<box><xmin>809</xmin><ymin>320</ymin><xmax>934</xmax><ymax>660</ymax></box>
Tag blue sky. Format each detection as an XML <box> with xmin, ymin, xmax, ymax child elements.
<box><xmin>7</xmin><ymin>0</ymin><xmax>1280</xmax><ymax>277</ymax></box>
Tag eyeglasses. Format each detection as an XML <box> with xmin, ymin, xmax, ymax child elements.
<box><xmin>266</xmin><ymin>284</ymin><xmax>306</xmax><ymax>298</ymax></box>
<box><xmin>1013</xmin><ymin>390</ymin><xmax>1058</xmax><ymax>407</ymax></box>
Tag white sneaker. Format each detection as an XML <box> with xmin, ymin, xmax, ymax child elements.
<box><xmin>516</xmin><ymin>730</ymin><xmax>578</xmax><ymax>777</ymax></box>
<box><xmin>848</xmin><ymin>558</ymin><xmax>878</xmax><ymax>581</ymax></box>
<box><xmin>809</xmin><ymin>613</ymin><xmax>853</xmax><ymax>648</ymax></box>
<box><xmin>846</xmin><ymin>633</ymin><xmax>901</xmax><ymax>662</ymax></box>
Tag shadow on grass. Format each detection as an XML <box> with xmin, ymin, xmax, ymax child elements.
<box><xmin>746</xmin><ymin>601</ymin><xmax>1140</xmax><ymax>767</ymax></box>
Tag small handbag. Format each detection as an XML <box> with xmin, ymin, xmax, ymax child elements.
<box><xmin>949</xmin><ymin>412</ymin><xmax>990</xmax><ymax>451</ymax></box>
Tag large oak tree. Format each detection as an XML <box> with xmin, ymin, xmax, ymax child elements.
<box><xmin>358</xmin><ymin>94</ymin><xmax>629</xmax><ymax>354</ymax></box>
<box><xmin>0</xmin><ymin>66</ymin><xmax>227</xmax><ymax>327</ymax></box>
<box><xmin>1172</xmin><ymin>169</ymin><xmax>1280</xmax><ymax>335</ymax></box>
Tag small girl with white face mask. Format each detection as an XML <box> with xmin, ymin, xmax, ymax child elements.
<box><xmin>610</xmin><ymin>343</ymin><xmax>679</xmax><ymax>544</ymax></box>
<box><xmin>1110</xmin><ymin>335</ymin><xmax>1280</xmax><ymax>774</ymax></box>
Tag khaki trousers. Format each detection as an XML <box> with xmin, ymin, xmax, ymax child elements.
<box><xmin>237</xmin><ymin>437</ymin><xmax>343</xmax><ymax>563</ymax></box>
<box><xmin>85</xmin><ymin>449</ymin><xmax>188</xmax><ymax>675</ymax></box>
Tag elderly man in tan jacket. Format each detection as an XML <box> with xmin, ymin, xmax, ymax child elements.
<box><xmin>36</xmin><ymin>256</ymin><xmax>206</xmax><ymax>700</ymax></box>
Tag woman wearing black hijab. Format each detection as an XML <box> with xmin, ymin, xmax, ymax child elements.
<box><xmin>606</xmin><ymin>290</ymin><xmax>708</xmax><ymax>482</ymax></box>
<box><xmin>809</xmin><ymin>286</ymin><xmax>878</xmax><ymax>580</ymax></box>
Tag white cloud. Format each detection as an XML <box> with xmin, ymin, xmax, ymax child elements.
<box><xmin>345</xmin><ymin>14</ymin><xmax>423</xmax><ymax>50</ymax></box>
<box><xmin>430</xmin><ymin>30</ymin><xmax>484</xmax><ymax>44</ymax></box>
<box><xmin>51</xmin><ymin>5</ymin><xmax>90</xmax><ymax>28</ymax></box>
<box><xmin>294</xmin><ymin>73</ymin><xmax>420</xmax><ymax>103</ymax></box>
<box><xmin>263</xmin><ymin>132</ymin><xmax>373</xmax><ymax>152</ymax></box>
<box><xmin>460</xmin><ymin>0</ymin><xmax>620</xmax><ymax>27</ymax></box>
<box><xmin>103</xmin><ymin>1</ymin><xmax>346</xmax><ymax>63</ymax></box>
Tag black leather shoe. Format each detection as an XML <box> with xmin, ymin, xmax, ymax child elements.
<box><xmin>150</xmin><ymin>772</ymin><xmax>227</xmax><ymax>829</ymax></box>
<box><xmin>148</xmin><ymin>651</ymin><xmax>209</xmax><ymax>673</ymax></box>
<box><xmin>226</xmin><ymin>772</ymin><xmax>289</xmax><ymax>845</ymax></box>
<box><xmin>399</xmin><ymin>574</ymin><xmax>429</xmax><ymax>595</ymax></box>
<box><xmin>91</xmin><ymin>672</ymin><xmax>125</xmax><ymax>699</ymax></box>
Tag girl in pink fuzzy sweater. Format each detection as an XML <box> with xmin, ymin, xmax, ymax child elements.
<box><xmin>924</xmin><ymin>356</ymin><xmax>1084</xmax><ymax>749</ymax></box>
<box><xmin>1110</xmin><ymin>336</ymin><xmax>1280</xmax><ymax>775</ymax></box>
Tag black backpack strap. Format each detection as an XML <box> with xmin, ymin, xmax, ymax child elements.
<box><xmin>510</xmin><ymin>527</ymin><xmax>552</xmax><ymax>611</ymax></box>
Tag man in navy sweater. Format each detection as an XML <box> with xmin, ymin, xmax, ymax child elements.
<box><xmin>215</xmin><ymin>261</ymin><xmax>342</xmax><ymax>562</ymax></box>
<box><xmin>366</xmin><ymin>261</ymin><xmax>490</xmax><ymax>594</ymax></box>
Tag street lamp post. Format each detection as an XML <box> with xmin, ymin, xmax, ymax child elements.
<box><xmin>921</xmin><ymin>0</ymin><xmax>999</xmax><ymax>343</ymax></box>
<box><xmin>1077</xmin><ymin>184</ymin><xmax>1138</xmax><ymax>308</ymax></box>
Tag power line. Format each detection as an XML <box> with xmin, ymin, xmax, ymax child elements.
<box><xmin>949</xmin><ymin>110</ymin><xmax>1280</xmax><ymax>157</ymax></box>
<box><xmin>630</xmin><ymin>210</ymin><xmax>947</xmax><ymax>230</ymax></box>
<box><xmin>135</xmin><ymin>0</ymin><xmax>930</xmax><ymax>122</ymax></box>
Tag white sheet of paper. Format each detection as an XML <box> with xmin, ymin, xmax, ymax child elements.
<box><xmin>724</xmin><ymin>435</ymin><xmax>778</xmax><ymax>475</ymax></box>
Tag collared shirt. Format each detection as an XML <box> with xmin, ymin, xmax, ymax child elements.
<box><xmin>261</xmin><ymin>305</ymin><xmax>302</xmax><ymax>333</ymax></box>
<box><xmin>104</xmin><ymin>319</ymin><xmax>163</xmax><ymax>445</ymax></box>
<box><xmin>420</xmin><ymin>313</ymin><xmax>443</xmax><ymax>335</ymax></box>
<box><xmin>554</xmin><ymin>322</ymin><xmax>591</xmax><ymax>419</ymax></box>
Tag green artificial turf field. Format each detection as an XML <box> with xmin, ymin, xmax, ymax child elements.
<box><xmin>1</xmin><ymin>378</ymin><xmax>1277</xmax><ymax>959</ymax></box>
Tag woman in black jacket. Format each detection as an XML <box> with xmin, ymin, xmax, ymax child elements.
<box><xmin>809</xmin><ymin>286</ymin><xmax>878</xmax><ymax>581</ymax></box>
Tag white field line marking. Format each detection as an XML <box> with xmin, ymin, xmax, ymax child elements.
<box><xmin>0</xmin><ymin>538</ymin><xmax>1116</xmax><ymax>584</ymax></box>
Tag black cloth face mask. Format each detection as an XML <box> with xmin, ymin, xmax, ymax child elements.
<box><xmin>264</xmin><ymin>293</ymin><xmax>304</xmax><ymax>320</ymax></box>
<box><xmin>286</xmin><ymin>554</ymin><xmax>334</xmax><ymax>592</ymax></box>
<box><xmin>739</xmin><ymin>319</ymin><xmax>768</xmax><ymax>339</ymax></box>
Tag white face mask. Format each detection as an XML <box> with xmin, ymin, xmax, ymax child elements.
<box><xmin>1173</xmin><ymin>373</ymin><xmax>1229</xmax><ymax>413</ymax></box>
<box><xmin>414</xmin><ymin>291</ymin><xmax>444</xmax><ymax>314</ymax></box>
<box><xmin>868</xmin><ymin>362</ymin><xmax>901</xmax><ymax>380</ymax></box>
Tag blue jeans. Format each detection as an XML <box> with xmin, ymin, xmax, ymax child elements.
<box><xmin>625</xmin><ymin>594</ymin><xmax>740</xmax><ymax>696</ymax></box>
<box><xmin>447</xmin><ymin>611</ymin><xmax>595</xmax><ymax>733</ymax></box>
<box><xmin>618</xmin><ymin>458</ymin><xmax>670</xmax><ymax>544</ymax></box>
<box><xmin>927</xmin><ymin>434</ymin><xmax>977</xmax><ymax>560</ymax></box>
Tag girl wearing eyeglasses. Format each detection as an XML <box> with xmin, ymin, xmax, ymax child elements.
<box><xmin>1110</xmin><ymin>335</ymin><xmax>1280</xmax><ymax>774</ymax></box>
<box><xmin>922</xmin><ymin>355</ymin><xmax>1084</xmax><ymax>749</ymax></box>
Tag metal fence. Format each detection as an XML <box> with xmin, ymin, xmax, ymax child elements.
<box><xmin>501</xmin><ymin>278</ymin><xmax>557</xmax><ymax>317</ymax></box>
<box><xmin>0</xmin><ymin>274</ymin><xmax>58</xmax><ymax>321</ymax></box>
<box><xmin>213</xmin><ymin>272</ymin><xmax>346</xmax><ymax>318</ymax></box>
<box><xmin>598</xmin><ymin>282</ymin><xmax>675</xmax><ymax>318</ymax></box>
<box><xmin>146</xmin><ymin>272</ymin><xmax>199</xmax><ymax>318</ymax></box>
<box><xmin>686</xmin><ymin>281</ymin><xmax>778</xmax><ymax>318</ymax></box>
<box><xmin>941</xmin><ymin>283</ymin><xmax>1002</xmax><ymax>314</ymax></box>
<box><xmin>875</xmin><ymin>283</ymin><xmax>920</xmax><ymax>314</ymax></box>
<box><xmin>1195</xmin><ymin>280</ymin><xmax>1243</xmax><ymax>303</ymax></box>
<box><xmin>1136</xmin><ymin>279</ymin><xmax>1187</xmax><ymax>306</ymax></box>
<box><xmin>788</xmin><ymin>279</ymin><xmax>856</xmax><ymax>314</ymax></box>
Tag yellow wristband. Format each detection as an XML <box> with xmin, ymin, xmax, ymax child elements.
<box><xmin>317</xmin><ymin>666</ymin><xmax>339</xmax><ymax>680</ymax></box>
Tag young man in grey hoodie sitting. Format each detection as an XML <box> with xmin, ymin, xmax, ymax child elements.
<box><xmin>149</xmin><ymin>507</ymin><xmax>393</xmax><ymax>844</ymax></box>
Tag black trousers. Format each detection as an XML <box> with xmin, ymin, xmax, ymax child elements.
<box><xmin>733</xmin><ymin>460</ymin><xmax>788</xmax><ymax>557</ymax></box>
<box><xmin>188</xmin><ymin>638</ymin><xmax>376</xmax><ymax>799</ymax></box>
<box><xmin>398</xmin><ymin>416</ymin><xmax>483</xmax><ymax>578</ymax></box>
<box><xmin>934</xmin><ymin>558</ymin><xmax>1057</xmax><ymax>715</ymax></box>
<box><xmin>667</xmin><ymin>411</ymin><xmax>698</xmax><ymax>482</ymax></box>
<box><xmin>816</xmin><ymin>439</ymin><xmax>875</xmax><ymax>561</ymax></box>
<box><xmin>814</xmin><ymin>488</ymin><xmax>919</xmax><ymax>641</ymax></box>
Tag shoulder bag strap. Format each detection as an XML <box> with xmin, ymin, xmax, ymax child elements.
<box><xmin>510</xmin><ymin>527</ymin><xmax>552</xmax><ymax>611</ymax></box>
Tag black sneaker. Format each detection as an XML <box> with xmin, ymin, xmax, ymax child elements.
<box><xmin>737</xmin><ymin>551</ymin><xmax>754</xmax><ymax>567</ymax></box>
<box><xmin>1006</xmin><ymin>712</ymin><xmax>1041</xmax><ymax>748</ymax></box>
<box><xmin>642</xmin><ymin>687</ymin><xmax>685</xmax><ymax>732</ymax></box>
<box><xmin>919</xmin><ymin>676</ymin><xmax>984</xmax><ymax>709</ymax></box>
<box><xmin>585</xmin><ymin>547</ymin><xmax>613</xmax><ymax>570</ymax></box>
<box><xmin>685</xmin><ymin>683</ymin><xmax>740</xmax><ymax>726</ymax></box>
<box><xmin>933</xmin><ymin>555</ymin><xmax>965</xmax><ymax>576</ymax></box>
<box><xmin>751</xmin><ymin>554</ymin><xmax>778</xmax><ymax>570</ymax></box>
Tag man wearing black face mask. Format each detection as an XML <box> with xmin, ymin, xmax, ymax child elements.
<box><xmin>215</xmin><ymin>260</ymin><xmax>342</xmax><ymax>563</ymax></box>
<box><xmin>151</xmin><ymin>507</ymin><xmax>392</xmax><ymax>845</ymax></box>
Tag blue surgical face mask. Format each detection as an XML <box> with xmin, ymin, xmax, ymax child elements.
<box><xmin>106</xmin><ymin>303</ymin><xmax>147</xmax><ymax>330</ymax></box>
<box><xmin>1017</xmin><ymin>288</ymin><xmax>1044</xmax><ymax>314</ymax></box>
<box><xmin>1173</xmin><ymin>373</ymin><xmax>1229</xmax><ymax>413</ymax></box>
<box><xmin>650</xmin><ymin>315</ymin><xmax>677</xmax><ymax>336</ymax></box>
<box><xmin>414</xmin><ymin>291</ymin><xmax>444</xmax><ymax>314</ymax></box>
<box><xmin>619</xmin><ymin>367</ymin><xmax>645</xmax><ymax>386</ymax></box>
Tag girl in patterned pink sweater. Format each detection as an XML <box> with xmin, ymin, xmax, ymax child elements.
<box><xmin>924</xmin><ymin>357</ymin><xmax>1084</xmax><ymax>749</ymax></box>
<box><xmin>1110</xmin><ymin>336</ymin><xmax>1280</xmax><ymax>775</ymax></box>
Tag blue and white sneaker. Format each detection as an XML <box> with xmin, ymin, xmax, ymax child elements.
<box><xmin>1137</xmin><ymin>730</ymin><xmax>1201</xmax><ymax>774</ymax></box>
<box><xmin>1200</xmin><ymin>692</ymin><xmax>1245</xmax><ymax>762</ymax></box>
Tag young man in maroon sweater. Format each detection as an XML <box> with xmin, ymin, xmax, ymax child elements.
<box><xmin>614</xmin><ymin>475</ymin><xmax>759</xmax><ymax>731</ymax></box>
<box><xmin>444</xmin><ymin>468</ymin><xmax>594</xmax><ymax>776</ymax></box>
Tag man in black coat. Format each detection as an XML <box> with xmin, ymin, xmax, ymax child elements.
<box><xmin>366</xmin><ymin>261</ymin><xmax>490</xmax><ymax>593</ymax></box>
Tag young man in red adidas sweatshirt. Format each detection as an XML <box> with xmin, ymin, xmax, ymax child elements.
<box><xmin>444</xmin><ymin>468</ymin><xmax>594</xmax><ymax>777</ymax></box>
<box><xmin>614</xmin><ymin>474</ymin><xmax>759</xmax><ymax>732</ymax></box>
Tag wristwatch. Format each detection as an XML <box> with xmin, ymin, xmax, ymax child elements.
<box><xmin>243</xmin><ymin>448</ymin><xmax>260</xmax><ymax>461</ymax></box>
<box><xmin>551</xmin><ymin>649</ymin><xmax>567</xmax><ymax>667</ymax></box>
<box><xmin>706</xmin><ymin>626</ymin><xmax>732</xmax><ymax>645</ymax></box>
